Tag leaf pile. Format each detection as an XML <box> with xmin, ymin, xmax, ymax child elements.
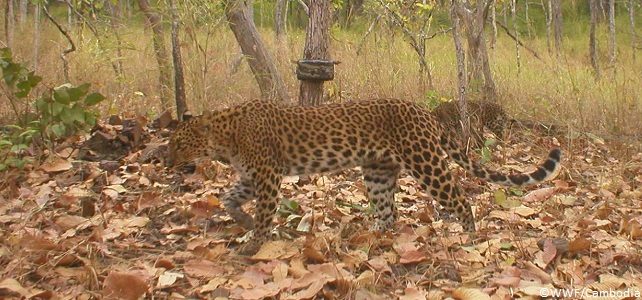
<box><xmin>0</xmin><ymin>116</ymin><xmax>641</xmax><ymax>299</ymax></box>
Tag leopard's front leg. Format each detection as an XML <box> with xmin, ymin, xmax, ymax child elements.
<box><xmin>237</xmin><ymin>169</ymin><xmax>282</xmax><ymax>255</ymax></box>
<box><xmin>221</xmin><ymin>178</ymin><xmax>255</xmax><ymax>230</ymax></box>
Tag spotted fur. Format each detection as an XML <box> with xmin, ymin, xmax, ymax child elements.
<box><xmin>168</xmin><ymin>99</ymin><xmax>561</xmax><ymax>254</ymax></box>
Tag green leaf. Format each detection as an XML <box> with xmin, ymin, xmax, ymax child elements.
<box><xmin>0</xmin><ymin>140</ymin><xmax>12</xmax><ymax>147</ymax></box>
<box><xmin>68</xmin><ymin>83</ymin><xmax>90</xmax><ymax>102</ymax></box>
<box><xmin>10</xmin><ymin>144</ymin><xmax>28</xmax><ymax>152</ymax></box>
<box><xmin>0</xmin><ymin>163</ymin><xmax>6</xmax><ymax>171</ymax></box>
<box><xmin>60</xmin><ymin>105</ymin><xmax>85</xmax><ymax>125</ymax></box>
<box><xmin>493</xmin><ymin>189</ymin><xmax>521</xmax><ymax>209</ymax></box>
<box><xmin>84</xmin><ymin>112</ymin><xmax>97</xmax><ymax>127</ymax></box>
<box><xmin>480</xmin><ymin>145</ymin><xmax>492</xmax><ymax>164</ymax></box>
<box><xmin>35</xmin><ymin>97</ymin><xmax>48</xmax><ymax>113</ymax></box>
<box><xmin>50</xmin><ymin>123</ymin><xmax>67</xmax><ymax>137</ymax></box>
<box><xmin>500</xmin><ymin>242</ymin><xmax>514</xmax><ymax>250</ymax></box>
<box><xmin>51</xmin><ymin>102</ymin><xmax>65</xmax><ymax>117</ymax></box>
<box><xmin>84</xmin><ymin>92</ymin><xmax>105</xmax><ymax>106</ymax></box>
<box><xmin>280</xmin><ymin>198</ymin><xmax>300</xmax><ymax>212</ymax></box>
<box><xmin>53</xmin><ymin>86</ymin><xmax>71</xmax><ymax>104</ymax></box>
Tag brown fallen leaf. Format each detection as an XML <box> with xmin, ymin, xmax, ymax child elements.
<box><xmin>0</xmin><ymin>278</ymin><xmax>31</xmax><ymax>298</ymax></box>
<box><xmin>393</xmin><ymin>242</ymin><xmax>426</xmax><ymax>264</ymax></box>
<box><xmin>40</xmin><ymin>157</ymin><xmax>73</xmax><ymax>173</ymax></box>
<box><xmin>251</xmin><ymin>240</ymin><xmax>298</xmax><ymax>261</ymax></box>
<box><xmin>183</xmin><ymin>259</ymin><xmax>225</xmax><ymax>278</ymax></box>
<box><xmin>452</xmin><ymin>287</ymin><xmax>491</xmax><ymax>300</ymax></box>
<box><xmin>568</xmin><ymin>237</ymin><xmax>591</xmax><ymax>253</ymax></box>
<box><xmin>523</xmin><ymin>187</ymin><xmax>558</xmax><ymax>203</ymax></box>
<box><xmin>399</xmin><ymin>287</ymin><xmax>428</xmax><ymax>300</ymax></box>
<box><xmin>102</xmin><ymin>271</ymin><xmax>149</xmax><ymax>300</ymax></box>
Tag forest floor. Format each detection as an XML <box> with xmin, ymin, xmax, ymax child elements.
<box><xmin>0</xmin><ymin>112</ymin><xmax>641</xmax><ymax>299</ymax></box>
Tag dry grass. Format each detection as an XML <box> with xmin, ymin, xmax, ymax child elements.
<box><xmin>3</xmin><ymin>19</ymin><xmax>641</xmax><ymax>145</ymax></box>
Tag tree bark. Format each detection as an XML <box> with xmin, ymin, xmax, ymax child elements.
<box><xmin>138</xmin><ymin>0</ymin><xmax>173</xmax><ymax>109</ymax></box>
<box><xmin>169</xmin><ymin>0</ymin><xmax>187</xmax><ymax>121</ymax></box>
<box><xmin>275</xmin><ymin>0</ymin><xmax>287</xmax><ymax>40</ymax></box>
<box><xmin>451</xmin><ymin>1</ymin><xmax>470</xmax><ymax>143</ymax></box>
<box><xmin>5</xmin><ymin>0</ymin><xmax>14</xmax><ymax>49</ymax></box>
<box><xmin>551</xmin><ymin>0</ymin><xmax>563</xmax><ymax>54</ymax></box>
<box><xmin>169</xmin><ymin>0</ymin><xmax>188</xmax><ymax>120</ymax></box>
<box><xmin>489</xmin><ymin>0</ymin><xmax>497</xmax><ymax>49</ymax></box>
<box><xmin>607</xmin><ymin>0</ymin><xmax>616</xmax><ymax>68</ymax></box>
<box><xmin>511</xmin><ymin>0</ymin><xmax>521</xmax><ymax>74</ymax></box>
<box><xmin>589</xmin><ymin>0</ymin><xmax>601</xmax><ymax>80</ymax></box>
<box><xmin>226</xmin><ymin>0</ymin><xmax>289</xmax><ymax>102</ymax></box>
<box><xmin>454</xmin><ymin>0</ymin><xmax>496</xmax><ymax>102</ymax></box>
<box><xmin>299</xmin><ymin>0</ymin><xmax>332</xmax><ymax>106</ymax></box>
<box><xmin>32</xmin><ymin>2</ymin><xmax>40</xmax><ymax>72</ymax></box>
<box><xmin>629</xmin><ymin>0</ymin><xmax>637</xmax><ymax>61</ymax></box>
<box><xmin>18</xmin><ymin>0</ymin><xmax>27</xmax><ymax>25</ymax></box>
<box><xmin>544</xmin><ymin>0</ymin><xmax>552</xmax><ymax>53</ymax></box>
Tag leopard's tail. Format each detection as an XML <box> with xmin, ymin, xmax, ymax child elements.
<box><xmin>440</xmin><ymin>134</ymin><xmax>561</xmax><ymax>186</ymax></box>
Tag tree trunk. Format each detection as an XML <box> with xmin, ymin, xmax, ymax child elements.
<box><xmin>511</xmin><ymin>0</ymin><xmax>521</xmax><ymax>74</ymax></box>
<box><xmin>451</xmin><ymin>1</ymin><xmax>470</xmax><ymax>143</ymax></box>
<box><xmin>169</xmin><ymin>0</ymin><xmax>188</xmax><ymax>120</ymax></box>
<box><xmin>544</xmin><ymin>0</ymin><xmax>552</xmax><ymax>53</ymax></box>
<box><xmin>489</xmin><ymin>0</ymin><xmax>497</xmax><ymax>49</ymax></box>
<box><xmin>137</xmin><ymin>0</ymin><xmax>173</xmax><ymax>109</ymax></box>
<box><xmin>629</xmin><ymin>0</ymin><xmax>637</xmax><ymax>61</ymax></box>
<box><xmin>225</xmin><ymin>0</ymin><xmax>289</xmax><ymax>102</ymax></box>
<box><xmin>275</xmin><ymin>0</ymin><xmax>287</xmax><ymax>40</ymax></box>
<box><xmin>551</xmin><ymin>0</ymin><xmax>563</xmax><ymax>54</ymax></box>
<box><xmin>455</xmin><ymin>0</ymin><xmax>496</xmax><ymax>102</ymax></box>
<box><xmin>5</xmin><ymin>0</ymin><xmax>14</xmax><ymax>49</ymax></box>
<box><xmin>18</xmin><ymin>0</ymin><xmax>27</xmax><ymax>25</ymax></box>
<box><xmin>589</xmin><ymin>0</ymin><xmax>601</xmax><ymax>80</ymax></box>
<box><xmin>525</xmin><ymin>0</ymin><xmax>532</xmax><ymax>37</ymax></box>
<box><xmin>32</xmin><ymin>3</ymin><xmax>40</xmax><ymax>72</ymax></box>
<box><xmin>299</xmin><ymin>0</ymin><xmax>332</xmax><ymax>106</ymax></box>
<box><xmin>607</xmin><ymin>0</ymin><xmax>616</xmax><ymax>68</ymax></box>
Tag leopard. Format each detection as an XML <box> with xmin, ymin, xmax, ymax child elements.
<box><xmin>431</xmin><ymin>100</ymin><xmax>512</xmax><ymax>147</ymax></box>
<box><xmin>167</xmin><ymin>98</ymin><xmax>561</xmax><ymax>254</ymax></box>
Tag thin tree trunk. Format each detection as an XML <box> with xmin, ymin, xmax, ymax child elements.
<box><xmin>169</xmin><ymin>0</ymin><xmax>187</xmax><ymax>119</ymax></box>
<box><xmin>226</xmin><ymin>0</ymin><xmax>289</xmax><ymax>102</ymax></box>
<box><xmin>67</xmin><ymin>2</ymin><xmax>73</xmax><ymax>27</ymax></box>
<box><xmin>589</xmin><ymin>0</ymin><xmax>601</xmax><ymax>80</ymax></box>
<box><xmin>299</xmin><ymin>0</ymin><xmax>332</xmax><ymax>106</ymax></box>
<box><xmin>607</xmin><ymin>0</ymin><xmax>616</xmax><ymax>69</ymax></box>
<box><xmin>544</xmin><ymin>0</ymin><xmax>552</xmax><ymax>53</ymax></box>
<box><xmin>629</xmin><ymin>0</ymin><xmax>637</xmax><ymax>61</ymax></box>
<box><xmin>5</xmin><ymin>0</ymin><xmax>15</xmax><ymax>49</ymax></box>
<box><xmin>455</xmin><ymin>0</ymin><xmax>496</xmax><ymax>101</ymax></box>
<box><xmin>18</xmin><ymin>0</ymin><xmax>27</xmax><ymax>25</ymax></box>
<box><xmin>525</xmin><ymin>0</ymin><xmax>532</xmax><ymax>37</ymax></box>
<box><xmin>138</xmin><ymin>0</ymin><xmax>173</xmax><ymax>109</ymax></box>
<box><xmin>490</xmin><ymin>0</ymin><xmax>497</xmax><ymax>49</ymax></box>
<box><xmin>275</xmin><ymin>0</ymin><xmax>287</xmax><ymax>40</ymax></box>
<box><xmin>551</xmin><ymin>0</ymin><xmax>563</xmax><ymax>55</ymax></box>
<box><xmin>511</xmin><ymin>0</ymin><xmax>521</xmax><ymax>75</ymax></box>
<box><xmin>32</xmin><ymin>3</ymin><xmax>40</xmax><ymax>72</ymax></box>
<box><xmin>451</xmin><ymin>1</ymin><xmax>470</xmax><ymax>143</ymax></box>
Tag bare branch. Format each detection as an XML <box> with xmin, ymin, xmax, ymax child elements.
<box><xmin>43</xmin><ymin>6</ymin><xmax>75</xmax><ymax>82</ymax></box>
<box><xmin>493</xmin><ymin>20</ymin><xmax>542</xmax><ymax>61</ymax></box>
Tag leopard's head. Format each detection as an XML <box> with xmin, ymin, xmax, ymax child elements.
<box><xmin>167</xmin><ymin>110</ymin><xmax>234</xmax><ymax>169</ymax></box>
